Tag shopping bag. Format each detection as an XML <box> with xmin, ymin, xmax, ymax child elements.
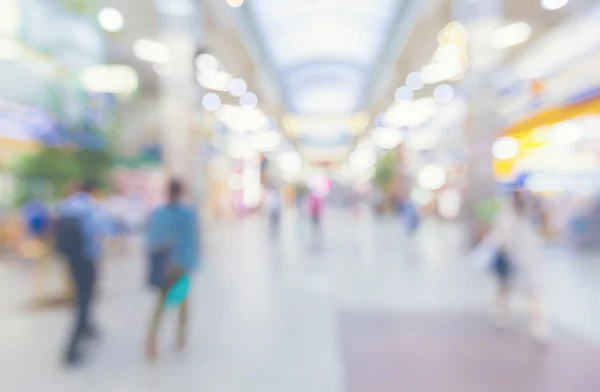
<box><xmin>165</xmin><ymin>274</ymin><xmax>191</xmax><ymax>308</ymax></box>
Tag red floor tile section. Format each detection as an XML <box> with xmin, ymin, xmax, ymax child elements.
<box><xmin>340</xmin><ymin>312</ymin><xmax>600</xmax><ymax>392</ymax></box>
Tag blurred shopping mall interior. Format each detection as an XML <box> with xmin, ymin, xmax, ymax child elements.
<box><xmin>1</xmin><ymin>0</ymin><xmax>600</xmax><ymax>390</ymax></box>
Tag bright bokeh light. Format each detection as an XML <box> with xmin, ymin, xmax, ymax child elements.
<box><xmin>240</xmin><ymin>92</ymin><xmax>258</xmax><ymax>108</ymax></box>
<box><xmin>421</xmin><ymin>44</ymin><xmax>464</xmax><ymax>84</ymax></box>
<box><xmin>394</xmin><ymin>86</ymin><xmax>414</xmax><ymax>102</ymax></box>
<box><xmin>277</xmin><ymin>151</ymin><xmax>303</xmax><ymax>180</ymax></box>
<box><xmin>421</xmin><ymin>62</ymin><xmax>461</xmax><ymax>85</ymax></box>
<box><xmin>541</xmin><ymin>0</ymin><xmax>569</xmax><ymax>10</ymax></box>
<box><xmin>350</xmin><ymin>148</ymin><xmax>377</xmax><ymax>173</ymax></box>
<box><xmin>0</xmin><ymin>38</ymin><xmax>22</xmax><ymax>60</ymax></box>
<box><xmin>216</xmin><ymin>105</ymin><xmax>267</xmax><ymax>132</ymax></box>
<box><xmin>405</xmin><ymin>131</ymin><xmax>440</xmax><ymax>151</ymax></box>
<box><xmin>229</xmin><ymin>78</ymin><xmax>248</xmax><ymax>97</ymax></box>
<box><xmin>434</xmin><ymin>84</ymin><xmax>454</xmax><ymax>104</ymax></box>
<box><xmin>548</xmin><ymin>121</ymin><xmax>585</xmax><ymax>145</ymax></box>
<box><xmin>438</xmin><ymin>189</ymin><xmax>461</xmax><ymax>219</ymax></box>
<box><xmin>0</xmin><ymin>0</ymin><xmax>20</xmax><ymax>37</ymax></box>
<box><xmin>406</xmin><ymin>72</ymin><xmax>424</xmax><ymax>91</ymax></box>
<box><xmin>490</xmin><ymin>22</ymin><xmax>532</xmax><ymax>49</ymax></box>
<box><xmin>196</xmin><ymin>53</ymin><xmax>220</xmax><ymax>71</ymax></box>
<box><xmin>227</xmin><ymin>139</ymin><xmax>255</xmax><ymax>160</ymax></box>
<box><xmin>133</xmin><ymin>39</ymin><xmax>170</xmax><ymax>63</ymax></box>
<box><xmin>202</xmin><ymin>93</ymin><xmax>221</xmax><ymax>112</ymax></box>
<box><xmin>227</xmin><ymin>0</ymin><xmax>244</xmax><ymax>8</ymax></box>
<box><xmin>196</xmin><ymin>70</ymin><xmax>232</xmax><ymax>92</ymax></box>
<box><xmin>371</xmin><ymin>127</ymin><xmax>404</xmax><ymax>150</ymax></box>
<box><xmin>383</xmin><ymin>98</ymin><xmax>437</xmax><ymax>128</ymax></box>
<box><xmin>411</xmin><ymin>187</ymin><xmax>433</xmax><ymax>206</ymax></box>
<box><xmin>80</xmin><ymin>65</ymin><xmax>138</xmax><ymax>94</ymax></box>
<box><xmin>97</xmin><ymin>7</ymin><xmax>124</xmax><ymax>32</ymax></box>
<box><xmin>417</xmin><ymin>164</ymin><xmax>447</xmax><ymax>191</ymax></box>
<box><xmin>492</xmin><ymin>137</ymin><xmax>519</xmax><ymax>160</ymax></box>
<box><xmin>243</xmin><ymin>163</ymin><xmax>262</xmax><ymax>208</ymax></box>
<box><xmin>251</xmin><ymin>131</ymin><xmax>281</xmax><ymax>152</ymax></box>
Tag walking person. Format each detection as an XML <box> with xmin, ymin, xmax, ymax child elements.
<box><xmin>267</xmin><ymin>185</ymin><xmax>283</xmax><ymax>237</ymax></box>
<box><xmin>490</xmin><ymin>190</ymin><xmax>549</xmax><ymax>342</ymax></box>
<box><xmin>308</xmin><ymin>192</ymin><xmax>324</xmax><ymax>230</ymax></box>
<box><xmin>146</xmin><ymin>179</ymin><xmax>199</xmax><ymax>360</ymax></box>
<box><xmin>55</xmin><ymin>180</ymin><xmax>108</xmax><ymax>366</ymax></box>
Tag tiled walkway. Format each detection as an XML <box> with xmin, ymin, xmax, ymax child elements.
<box><xmin>1</xmin><ymin>210</ymin><xmax>599</xmax><ymax>391</ymax></box>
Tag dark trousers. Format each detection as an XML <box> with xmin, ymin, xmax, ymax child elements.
<box><xmin>66</xmin><ymin>257</ymin><xmax>96</xmax><ymax>360</ymax></box>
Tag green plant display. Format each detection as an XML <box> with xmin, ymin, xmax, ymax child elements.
<box><xmin>11</xmin><ymin>147</ymin><xmax>114</xmax><ymax>205</ymax></box>
<box><xmin>374</xmin><ymin>151</ymin><xmax>395</xmax><ymax>192</ymax></box>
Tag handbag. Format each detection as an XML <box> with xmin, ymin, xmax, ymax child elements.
<box><xmin>165</xmin><ymin>274</ymin><xmax>191</xmax><ymax>307</ymax></box>
<box><xmin>491</xmin><ymin>250</ymin><xmax>512</xmax><ymax>280</ymax></box>
<box><xmin>148</xmin><ymin>246</ymin><xmax>171</xmax><ymax>288</ymax></box>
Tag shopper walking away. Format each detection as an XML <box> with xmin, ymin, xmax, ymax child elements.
<box><xmin>490</xmin><ymin>190</ymin><xmax>549</xmax><ymax>343</ymax></box>
<box><xmin>56</xmin><ymin>181</ymin><xmax>107</xmax><ymax>366</ymax></box>
<box><xmin>146</xmin><ymin>179</ymin><xmax>199</xmax><ymax>360</ymax></box>
<box><xmin>308</xmin><ymin>192</ymin><xmax>324</xmax><ymax>229</ymax></box>
<box><xmin>267</xmin><ymin>186</ymin><xmax>283</xmax><ymax>236</ymax></box>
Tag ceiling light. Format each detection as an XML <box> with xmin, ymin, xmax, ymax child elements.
<box><xmin>229</xmin><ymin>78</ymin><xmax>247</xmax><ymax>97</ymax></box>
<box><xmin>371</xmin><ymin>127</ymin><xmax>404</xmax><ymax>150</ymax></box>
<box><xmin>541</xmin><ymin>0</ymin><xmax>569</xmax><ymax>10</ymax></box>
<box><xmin>417</xmin><ymin>164</ymin><xmax>446</xmax><ymax>191</ymax></box>
<box><xmin>0</xmin><ymin>38</ymin><xmax>22</xmax><ymax>60</ymax></box>
<box><xmin>196</xmin><ymin>70</ymin><xmax>232</xmax><ymax>91</ymax></box>
<box><xmin>383</xmin><ymin>98</ymin><xmax>437</xmax><ymax>128</ymax></box>
<box><xmin>492</xmin><ymin>137</ymin><xmax>519</xmax><ymax>160</ymax></box>
<box><xmin>216</xmin><ymin>105</ymin><xmax>267</xmax><ymax>131</ymax></box>
<box><xmin>434</xmin><ymin>84</ymin><xmax>454</xmax><ymax>104</ymax></box>
<box><xmin>490</xmin><ymin>22</ymin><xmax>532</xmax><ymax>49</ymax></box>
<box><xmin>406</xmin><ymin>72</ymin><xmax>424</xmax><ymax>91</ymax></box>
<box><xmin>196</xmin><ymin>53</ymin><xmax>219</xmax><ymax>71</ymax></box>
<box><xmin>240</xmin><ymin>92</ymin><xmax>258</xmax><ymax>108</ymax></box>
<box><xmin>80</xmin><ymin>65</ymin><xmax>138</xmax><ymax>94</ymax></box>
<box><xmin>202</xmin><ymin>93</ymin><xmax>221</xmax><ymax>112</ymax></box>
<box><xmin>226</xmin><ymin>0</ymin><xmax>244</xmax><ymax>8</ymax></box>
<box><xmin>421</xmin><ymin>62</ymin><xmax>462</xmax><ymax>84</ymax></box>
<box><xmin>394</xmin><ymin>86</ymin><xmax>414</xmax><ymax>102</ymax></box>
<box><xmin>133</xmin><ymin>39</ymin><xmax>170</xmax><ymax>63</ymax></box>
<box><xmin>97</xmin><ymin>7</ymin><xmax>124</xmax><ymax>32</ymax></box>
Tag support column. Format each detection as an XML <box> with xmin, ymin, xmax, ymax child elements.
<box><xmin>454</xmin><ymin>0</ymin><xmax>505</xmax><ymax>240</ymax></box>
<box><xmin>155</xmin><ymin>0</ymin><xmax>203</xmax><ymax>201</ymax></box>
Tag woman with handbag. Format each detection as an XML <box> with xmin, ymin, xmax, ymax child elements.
<box><xmin>146</xmin><ymin>179</ymin><xmax>200</xmax><ymax>360</ymax></box>
<box><xmin>490</xmin><ymin>190</ymin><xmax>549</xmax><ymax>343</ymax></box>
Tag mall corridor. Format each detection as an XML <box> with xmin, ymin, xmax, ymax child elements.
<box><xmin>1</xmin><ymin>211</ymin><xmax>600</xmax><ymax>391</ymax></box>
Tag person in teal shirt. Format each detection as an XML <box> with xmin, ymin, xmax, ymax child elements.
<box><xmin>146</xmin><ymin>179</ymin><xmax>200</xmax><ymax>360</ymax></box>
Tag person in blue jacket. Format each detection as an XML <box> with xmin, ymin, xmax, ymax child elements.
<box><xmin>146</xmin><ymin>179</ymin><xmax>200</xmax><ymax>360</ymax></box>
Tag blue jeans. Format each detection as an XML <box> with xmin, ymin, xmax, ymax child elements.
<box><xmin>65</xmin><ymin>257</ymin><xmax>96</xmax><ymax>361</ymax></box>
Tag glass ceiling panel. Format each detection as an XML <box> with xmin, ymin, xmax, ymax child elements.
<box><xmin>248</xmin><ymin>0</ymin><xmax>403</xmax><ymax>116</ymax></box>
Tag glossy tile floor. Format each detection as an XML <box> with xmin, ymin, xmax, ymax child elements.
<box><xmin>1</xmin><ymin>210</ymin><xmax>600</xmax><ymax>391</ymax></box>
